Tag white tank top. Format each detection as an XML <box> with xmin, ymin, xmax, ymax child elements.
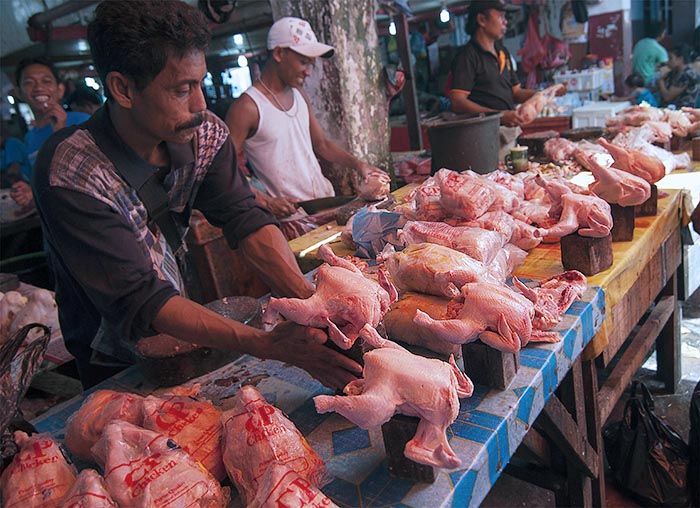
<box><xmin>243</xmin><ymin>86</ymin><xmax>335</xmax><ymax>201</ymax></box>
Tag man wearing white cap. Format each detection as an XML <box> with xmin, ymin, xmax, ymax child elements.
<box><xmin>226</xmin><ymin>17</ymin><xmax>389</xmax><ymax>230</ymax></box>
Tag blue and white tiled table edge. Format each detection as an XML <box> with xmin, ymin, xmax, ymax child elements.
<box><xmin>33</xmin><ymin>283</ymin><xmax>605</xmax><ymax>508</ymax></box>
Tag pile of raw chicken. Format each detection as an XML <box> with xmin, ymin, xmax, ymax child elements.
<box><xmin>0</xmin><ymin>288</ymin><xmax>60</xmax><ymax>346</ymax></box>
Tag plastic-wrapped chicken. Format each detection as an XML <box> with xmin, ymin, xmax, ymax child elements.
<box><xmin>58</xmin><ymin>469</ymin><xmax>117</xmax><ymax>508</ymax></box>
<box><xmin>64</xmin><ymin>390</ymin><xmax>144</xmax><ymax>461</ymax></box>
<box><xmin>91</xmin><ymin>421</ymin><xmax>226</xmax><ymax>508</ymax></box>
<box><xmin>248</xmin><ymin>463</ymin><xmax>338</xmax><ymax>508</ymax></box>
<box><xmin>221</xmin><ymin>385</ymin><xmax>328</xmax><ymax>506</ymax></box>
<box><xmin>142</xmin><ymin>392</ymin><xmax>226</xmax><ymax>481</ymax></box>
<box><xmin>1</xmin><ymin>431</ymin><xmax>77</xmax><ymax>508</ymax></box>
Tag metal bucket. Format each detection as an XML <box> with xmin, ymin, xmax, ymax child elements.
<box><xmin>425</xmin><ymin>112</ymin><xmax>502</xmax><ymax>175</ymax></box>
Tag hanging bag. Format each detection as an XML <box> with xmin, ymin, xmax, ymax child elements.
<box><xmin>603</xmin><ymin>381</ymin><xmax>691</xmax><ymax>507</ymax></box>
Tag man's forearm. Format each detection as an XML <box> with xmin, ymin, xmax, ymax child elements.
<box><xmin>449</xmin><ymin>92</ymin><xmax>495</xmax><ymax>115</ymax></box>
<box><xmin>239</xmin><ymin>224</ymin><xmax>314</xmax><ymax>298</ymax></box>
<box><xmin>513</xmin><ymin>87</ymin><xmax>538</xmax><ymax>103</ymax></box>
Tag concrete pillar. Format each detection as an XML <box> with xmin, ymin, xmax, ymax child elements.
<box><xmin>271</xmin><ymin>0</ymin><xmax>391</xmax><ymax>195</ymax></box>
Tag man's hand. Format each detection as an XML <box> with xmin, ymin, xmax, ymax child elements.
<box><xmin>682</xmin><ymin>107</ymin><xmax>700</xmax><ymax>121</ymax></box>
<box><xmin>257</xmin><ymin>321</ymin><xmax>363</xmax><ymax>391</ymax></box>
<box><xmin>500</xmin><ymin>110</ymin><xmax>524</xmax><ymax>127</ymax></box>
<box><xmin>554</xmin><ymin>83</ymin><xmax>567</xmax><ymax>96</ymax></box>
<box><xmin>357</xmin><ymin>162</ymin><xmax>390</xmax><ymax>184</ymax></box>
<box><xmin>10</xmin><ymin>181</ymin><xmax>34</xmax><ymax>208</ymax></box>
<box><xmin>262</xmin><ymin>195</ymin><xmax>298</xmax><ymax>218</ymax></box>
<box><xmin>43</xmin><ymin>102</ymin><xmax>67</xmax><ymax>130</ymax></box>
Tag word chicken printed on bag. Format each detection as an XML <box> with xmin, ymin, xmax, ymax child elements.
<box><xmin>248</xmin><ymin>463</ymin><xmax>338</xmax><ymax>508</ymax></box>
<box><xmin>0</xmin><ymin>431</ymin><xmax>78</xmax><ymax>508</ymax></box>
<box><xmin>221</xmin><ymin>385</ymin><xmax>329</xmax><ymax>506</ymax></box>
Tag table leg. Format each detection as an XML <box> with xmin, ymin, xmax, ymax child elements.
<box><xmin>655</xmin><ymin>272</ymin><xmax>681</xmax><ymax>394</ymax></box>
<box><xmin>582</xmin><ymin>357</ymin><xmax>606</xmax><ymax>507</ymax></box>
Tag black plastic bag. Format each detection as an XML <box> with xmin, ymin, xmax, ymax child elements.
<box><xmin>603</xmin><ymin>381</ymin><xmax>691</xmax><ymax>507</ymax></box>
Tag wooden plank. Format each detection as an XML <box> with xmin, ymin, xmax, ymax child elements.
<box><xmin>515</xmin><ymin>428</ymin><xmax>551</xmax><ymax>467</ymax></box>
<box><xmin>537</xmin><ymin>396</ymin><xmax>600</xmax><ymax>478</ymax></box>
<box><xmin>655</xmin><ymin>272</ymin><xmax>681</xmax><ymax>393</ymax></box>
<box><xmin>581</xmin><ymin>358</ymin><xmax>606</xmax><ymax>508</ymax></box>
<box><xmin>601</xmin><ymin>227</ymin><xmax>681</xmax><ymax>365</ymax></box>
<box><xmin>504</xmin><ymin>461</ymin><xmax>565</xmax><ymax>491</ymax></box>
<box><xmin>597</xmin><ymin>294</ymin><xmax>676</xmax><ymax>422</ymax></box>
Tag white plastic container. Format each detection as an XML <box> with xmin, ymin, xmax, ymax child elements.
<box><xmin>572</xmin><ymin>101</ymin><xmax>631</xmax><ymax>128</ymax></box>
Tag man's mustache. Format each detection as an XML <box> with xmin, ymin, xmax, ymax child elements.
<box><xmin>176</xmin><ymin>113</ymin><xmax>205</xmax><ymax>131</ymax></box>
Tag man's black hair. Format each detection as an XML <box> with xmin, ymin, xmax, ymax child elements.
<box><xmin>647</xmin><ymin>20</ymin><xmax>666</xmax><ymax>40</ymax></box>
<box><xmin>87</xmin><ymin>0</ymin><xmax>211</xmax><ymax>100</ymax></box>
<box><xmin>670</xmin><ymin>44</ymin><xmax>690</xmax><ymax>64</ymax></box>
<box><xmin>625</xmin><ymin>72</ymin><xmax>645</xmax><ymax>88</ymax></box>
<box><xmin>68</xmin><ymin>84</ymin><xmax>104</xmax><ymax>108</ymax></box>
<box><xmin>15</xmin><ymin>56</ymin><xmax>61</xmax><ymax>86</ymax></box>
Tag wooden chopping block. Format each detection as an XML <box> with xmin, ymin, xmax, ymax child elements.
<box><xmin>381</xmin><ymin>414</ymin><xmax>436</xmax><ymax>483</ymax></box>
<box><xmin>610</xmin><ymin>203</ymin><xmax>636</xmax><ymax>242</ymax></box>
<box><xmin>635</xmin><ymin>183</ymin><xmax>658</xmax><ymax>217</ymax></box>
<box><xmin>560</xmin><ymin>232</ymin><xmax>613</xmax><ymax>276</ymax></box>
<box><xmin>384</xmin><ymin>292</ymin><xmax>461</xmax><ymax>359</ymax></box>
<box><xmin>462</xmin><ymin>341</ymin><xmax>519</xmax><ymax>390</ymax></box>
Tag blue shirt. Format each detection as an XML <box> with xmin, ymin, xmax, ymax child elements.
<box><xmin>25</xmin><ymin>111</ymin><xmax>90</xmax><ymax>166</ymax></box>
<box><xmin>635</xmin><ymin>88</ymin><xmax>659</xmax><ymax>107</ymax></box>
<box><xmin>1</xmin><ymin>137</ymin><xmax>32</xmax><ymax>181</ymax></box>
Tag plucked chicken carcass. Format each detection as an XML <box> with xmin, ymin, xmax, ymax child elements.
<box><xmin>314</xmin><ymin>345</ymin><xmax>473</xmax><ymax>469</ymax></box>
<box><xmin>380</xmin><ymin>243</ymin><xmax>501</xmax><ymax>299</ymax></box>
<box><xmin>535</xmin><ymin>175</ymin><xmax>612</xmax><ymax>238</ymax></box>
<box><xmin>517</xmin><ymin>84</ymin><xmax>565</xmax><ymax>124</ymax></box>
<box><xmin>399</xmin><ymin>220</ymin><xmax>507</xmax><ymax>264</ymax></box>
<box><xmin>142</xmin><ymin>392</ymin><xmax>226</xmax><ymax>481</ymax></box>
<box><xmin>8</xmin><ymin>289</ymin><xmax>60</xmax><ymax>343</ymax></box>
<box><xmin>1</xmin><ymin>431</ymin><xmax>78</xmax><ymax>508</ymax></box>
<box><xmin>92</xmin><ymin>420</ymin><xmax>226</xmax><ymax>508</ymax></box>
<box><xmin>512</xmin><ymin>271</ymin><xmax>587</xmax><ymax>331</ymax></box>
<box><xmin>580</xmin><ymin>152</ymin><xmax>651</xmax><ymax>207</ymax></box>
<box><xmin>264</xmin><ymin>244</ymin><xmax>397</xmax><ymax>349</ymax></box>
<box><xmin>58</xmin><ymin>469</ymin><xmax>118</xmax><ymax>508</ymax></box>
<box><xmin>544</xmin><ymin>137</ymin><xmax>578</xmax><ymax>161</ymax></box>
<box><xmin>463</xmin><ymin>211</ymin><xmax>542</xmax><ymax>251</ymax></box>
<box><xmin>0</xmin><ymin>291</ymin><xmax>27</xmax><ymax>344</ymax></box>
<box><xmin>248</xmin><ymin>464</ymin><xmax>338</xmax><ymax>508</ymax></box>
<box><xmin>398</xmin><ymin>176</ymin><xmax>446</xmax><ymax>222</ymax></box>
<box><xmin>64</xmin><ymin>390</ymin><xmax>144</xmax><ymax>461</ymax></box>
<box><xmin>221</xmin><ymin>385</ymin><xmax>328</xmax><ymax>506</ymax></box>
<box><xmin>412</xmin><ymin>282</ymin><xmax>535</xmax><ymax>353</ymax></box>
<box><xmin>597</xmin><ymin>138</ymin><xmax>665</xmax><ymax>183</ymax></box>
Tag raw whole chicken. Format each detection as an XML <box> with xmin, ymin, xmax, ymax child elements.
<box><xmin>248</xmin><ymin>464</ymin><xmax>338</xmax><ymax>508</ymax></box>
<box><xmin>412</xmin><ymin>282</ymin><xmax>535</xmax><ymax>353</ymax></box>
<box><xmin>221</xmin><ymin>385</ymin><xmax>328</xmax><ymax>506</ymax></box>
<box><xmin>512</xmin><ymin>271</ymin><xmax>587</xmax><ymax>331</ymax></box>
<box><xmin>91</xmin><ymin>420</ymin><xmax>226</xmax><ymax>508</ymax></box>
<box><xmin>397</xmin><ymin>176</ymin><xmax>446</xmax><ymax>222</ymax></box>
<box><xmin>435</xmin><ymin>168</ymin><xmax>497</xmax><ymax>219</ymax></box>
<box><xmin>597</xmin><ymin>138</ymin><xmax>665</xmax><ymax>183</ymax></box>
<box><xmin>356</xmin><ymin>172</ymin><xmax>390</xmax><ymax>201</ymax></box>
<box><xmin>487</xmin><ymin>170</ymin><xmax>526</xmax><ymax>199</ymax></box>
<box><xmin>544</xmin><ymin>137</ymin><xmax>578</xmax><ymax>161</ymax></box>
<box><xmin>399</xmin><ymin>220</ymin><xmax>507</xmax><ymax>264</ymax></box>
<box><xmin>517</xmin><ymin>84</ymin><xmax>565</xmax><ymax>124</ymax></box>
<box><xmin>142</xmin><ymin>392</ymin><xmax>226</xmax><ymax>481</ymax></box>
<box><xmin>489</xmin><ymin>244</ymin><xmax>528</xmax><ymax>282</ymax></box>
<box><xmin>662</xmin><ymin>108</ymin><xmax>692</xmax><ymax>137</ymax></box>
<box><xmin>580</xmin><ymin>152</ymin><xmax>651</xmax><ymax>206</ymax></box>
<box><xmin>64</xmin><ymin>390</ymin><xmax>144</xmax><ymax>461</ymax></box>
<box><xmin>380</xmin><ymin>243</ymin><xmax>501</xmax><ymax>299</ymax></box>
<box><xmin>9</xmin><ymin>288</ymin><xmax>60</xmax><ymax>343</ymax></box>
<box><xmin>535</xmin><ymin>175</ymin><xmax>612</xmax><ymax>238</ymax></box>
<box><xmin>0</xmin><ymin>431</ymin><xmax>78</xmax><ymax>508</ymax></box>
<box><xmin>58</xmin><ymin>469</ymin><xmax>117</xmax><ymax>508</ymax></box>
<box><xmin>463</xmin><ymin>211</ymin><xmax>542</xmax><ymax>250</ymax></box>
<box><xmin>314</xmin><ymin>345</ymin><xmax>473</xmax><ymax>469</ymax></box>
<box><xmin>0</xmin><ymin>291</ymin><xmax>27</xmax><ymax>344</ymax></box>
<box><xmin>264</xmin><ymin>244</ymin><xmax>397</xmax><ymax>350</ymax></box>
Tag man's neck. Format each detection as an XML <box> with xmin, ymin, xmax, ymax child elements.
<box><xmin>259</xmin><ymin>66</ymin><xmax>290</xmax><ymax>94</ymax></box>
<box><xmin>109</xmin><ymin>103</ymin><xmax>168</xmax><ymax>167</ymax></box>
<box><xmin>31</xmin><ymin>108</ymin><xmax>52</xmax><ymax>128</ymax></box>
<box><xmin>473</xmin><ymin>31</ymin><xmax>497</xmax><ymax>55</ymax></box>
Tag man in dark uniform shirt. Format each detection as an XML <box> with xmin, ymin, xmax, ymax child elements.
<box><xmin>449</xmin><ymin>0</ymin><xmax>534</xmax><ymax>127</ymax></box>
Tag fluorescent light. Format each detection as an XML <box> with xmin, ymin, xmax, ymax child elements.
<box><xmin>233</xmin><ymin>33</ymin><xmax>244</xmax><ymax>45</ymax></box>
<box><xmin>7</xmin><ymin>95</ymin><xmax>15</xmax><ymax>105</ymax></box>
<box><xmin>389</xmin><ymin>21</ymin><xmax>397</xmax><ymax>35</ymax></box>
<box><xmin>237</xmin><ymin>55</ymin><xmax>248</xmax><ymax>67</ymax></box>
<box><xmin>84</xmin><ymin>77</ymin><xmax>100</xmax><ymax>90</ymax></box>
<box><xmin>440</xmin><ymin>8</ymin><xmax>450</xmax><ymax>23</ymax></box>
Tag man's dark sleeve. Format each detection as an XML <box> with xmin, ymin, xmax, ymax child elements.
<box><xmin>193</xmin><ymin>137</ymin><xmax>279</xmax><ymax>249</ymax></box>
<box><xmin>451</xmin><ymin>50</ymin><xmax>477</xmax><ymax>93</ymax></box>
<box><xmin>38</xmin><ymin>186</ymin><xmax>178</xmax><ymax>341</ymax></box>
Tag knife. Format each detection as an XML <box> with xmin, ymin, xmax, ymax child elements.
<box><xmin>296</xmin><ymin>195</ymin><xmax>357</xmax><ymax>214</ymax></box>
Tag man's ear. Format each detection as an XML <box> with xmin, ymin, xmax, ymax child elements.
<box><xmin>57</xmin><ymin>82</ymin><xmax>66</xmax><ymax>99</ymax></box>
<box><xmin>272</xmin><ymin>46</ymin><xmax>286</xmax><ymax>63</ymax></box>
<box><xmin>106</xmin><ymin>72</ymin><xmax>134</xmax><ymax>109</ymax></box>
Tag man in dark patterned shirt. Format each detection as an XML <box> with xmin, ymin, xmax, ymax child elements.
<box><xmin>32</xmin><ymin>0</ymin><xmax>361</xmax><ymax>389</ymax></box>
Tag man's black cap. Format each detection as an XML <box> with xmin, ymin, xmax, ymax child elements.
<box><xmin>468</xmin><ymin>0</ymin><xmax>519</xmax><ymax>17</ymax></box>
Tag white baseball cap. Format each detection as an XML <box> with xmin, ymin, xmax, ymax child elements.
<box><xmin>267</xmin><ymin>17</ymin><xmax>334</xmax><ymax>58</ymax></box>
